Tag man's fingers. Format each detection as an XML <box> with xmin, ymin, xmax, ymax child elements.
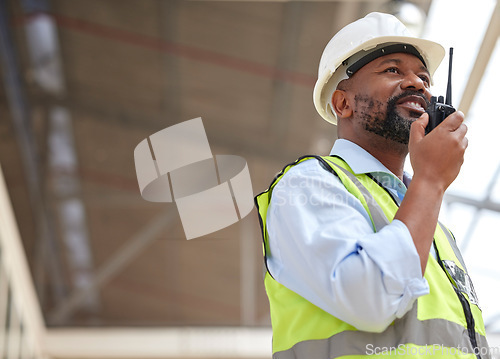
<box><xmin>443</xmin><ymin>111</ymin><xmax>465</xmax><ymax>131</ymax></box>
<box><xmin>454</xmin><ymin>122</ymin><xmax>468</xmax><ymax>137</ymax></box>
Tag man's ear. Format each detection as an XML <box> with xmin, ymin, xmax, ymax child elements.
<box><xmin>331</xmin><ymin>90</ymin><xmax>353</xmax><ymax>119</ymax></box>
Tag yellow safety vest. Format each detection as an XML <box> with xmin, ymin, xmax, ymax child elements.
<box><xmin>255</xmin><ymin>155</ymin><xmax>489</xmax><ymax>359</ymax></box>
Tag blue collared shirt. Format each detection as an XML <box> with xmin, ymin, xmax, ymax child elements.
<box><xmin>266</xmin><ymin>139</ymin><xmax>430</xmax><ymax>333</ymax></box>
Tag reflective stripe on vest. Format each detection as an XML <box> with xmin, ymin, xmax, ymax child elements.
<box><xmin>324</xmin><ymin>158</ymin><xmax>389</xmax><ymax>232</ymax></box>
<box><xmin>275</xmin><ymin>304</ymin><xmax>490</xmax><ymax>359</ymax></box>
<box><xmin>255</xmin><ymin>155</ymin><xmax>489</xmax><ymax>359</ymax></box>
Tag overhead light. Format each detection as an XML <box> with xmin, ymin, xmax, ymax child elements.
<box><xmin>25</xmin><ymin>14</ymin><xmax>65</xmax><ymax>94</ymax></box>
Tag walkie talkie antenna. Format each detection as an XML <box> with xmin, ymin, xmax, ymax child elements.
<box><xmin>445</xmin><ymin>47</ymin><xmax>453</xmax><ymax>106</ymax></box>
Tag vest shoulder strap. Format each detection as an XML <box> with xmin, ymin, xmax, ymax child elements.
<box><xmin>320</xmin><ymin>156</ymin><xmax>390</xmax><ymax>231</ymax></box>
<box><xmin>254</xmin><ymin>155</ymin><xmax>390</xmax><ymax>259</ymax></box>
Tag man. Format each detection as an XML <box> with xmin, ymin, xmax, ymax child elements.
<box><xmin>255</xmin><ymin>12</ymin><xmax>489</xmax><ymax>359</ymax></box>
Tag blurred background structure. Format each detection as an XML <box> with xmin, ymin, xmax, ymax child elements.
<box><xmin>0</xmin><ymin>0</ymin><xmax>499</xmax><ymax>358</ymax></box>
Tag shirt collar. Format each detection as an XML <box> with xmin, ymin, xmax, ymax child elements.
<box><xmin>329</xmin><ymin>139</ymin><xmax>411</xmax><ymax>188</ymax></box>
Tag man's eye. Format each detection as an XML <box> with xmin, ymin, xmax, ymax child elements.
<box><xmin>419</xmin><ymin>75</ymin><xmax>431</xmax><ymax>86</ymax></box>
<box><xmin>384</xmin><ymin>67</ymin><xmax>399</xmax><ymax>74</ymax></box>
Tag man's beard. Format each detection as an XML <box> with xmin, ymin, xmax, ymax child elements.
<box><xmin>355</xmin><ymin>91</ymin><xmax>429</xmax><ymax>145</ymax></box>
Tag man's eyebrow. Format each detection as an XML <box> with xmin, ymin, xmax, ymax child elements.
<box><xmin>377</xmin><ymin>58</ymin><xmax>430</xmax><ymax>75</ymax></box>
<box><xmin>377</xmin><ymin>58</ymin><xmax>402</xmax><ymax>67</ymax></box>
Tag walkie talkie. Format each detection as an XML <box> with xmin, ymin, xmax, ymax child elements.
<box><xmin>425</xmin><ymin>48</ymin><xmax>456</xmax><ymax>134</ymax></box>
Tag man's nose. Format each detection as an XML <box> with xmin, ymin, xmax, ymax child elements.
<box><xmin>401</xmin><ymin>73</ymin><xmax>428</xmax><ymax>94</ymax></box>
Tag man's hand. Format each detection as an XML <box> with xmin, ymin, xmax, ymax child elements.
<box><xmin>409</xmin><ymin>111</ymin><xmax>468</xmax><ymax>192</ymax></box>
<box><xmin>395</xmin><ymin>111</ymin><xmax>468</xmax><ymax>274</ymax></box>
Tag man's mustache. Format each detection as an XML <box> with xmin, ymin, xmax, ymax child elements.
<box><xmin>389</xmin><ymin>91</ymin><xmax>430</xmax><ymax>108</ymax></box>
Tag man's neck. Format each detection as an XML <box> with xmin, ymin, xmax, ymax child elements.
<box><xmin>367</xmin><ymin>147</ymin><xmax>406</xmax><ymax>180</ymax></box>
<box><xmin>349</xmin><ymin>136</ymin><xmax>408</xmax><ymax>180</ymax></box>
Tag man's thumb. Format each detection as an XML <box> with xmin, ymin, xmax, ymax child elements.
<box><xmin>410</xmin><ymin>112</ymin><xmax>428</xmax><ymax>143</ymax></box>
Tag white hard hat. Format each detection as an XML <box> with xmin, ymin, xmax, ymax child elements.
<box><xmin>313</xmin><ymin>12</ymin><xmax>445</xmax><ymax>125</ymax></box>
